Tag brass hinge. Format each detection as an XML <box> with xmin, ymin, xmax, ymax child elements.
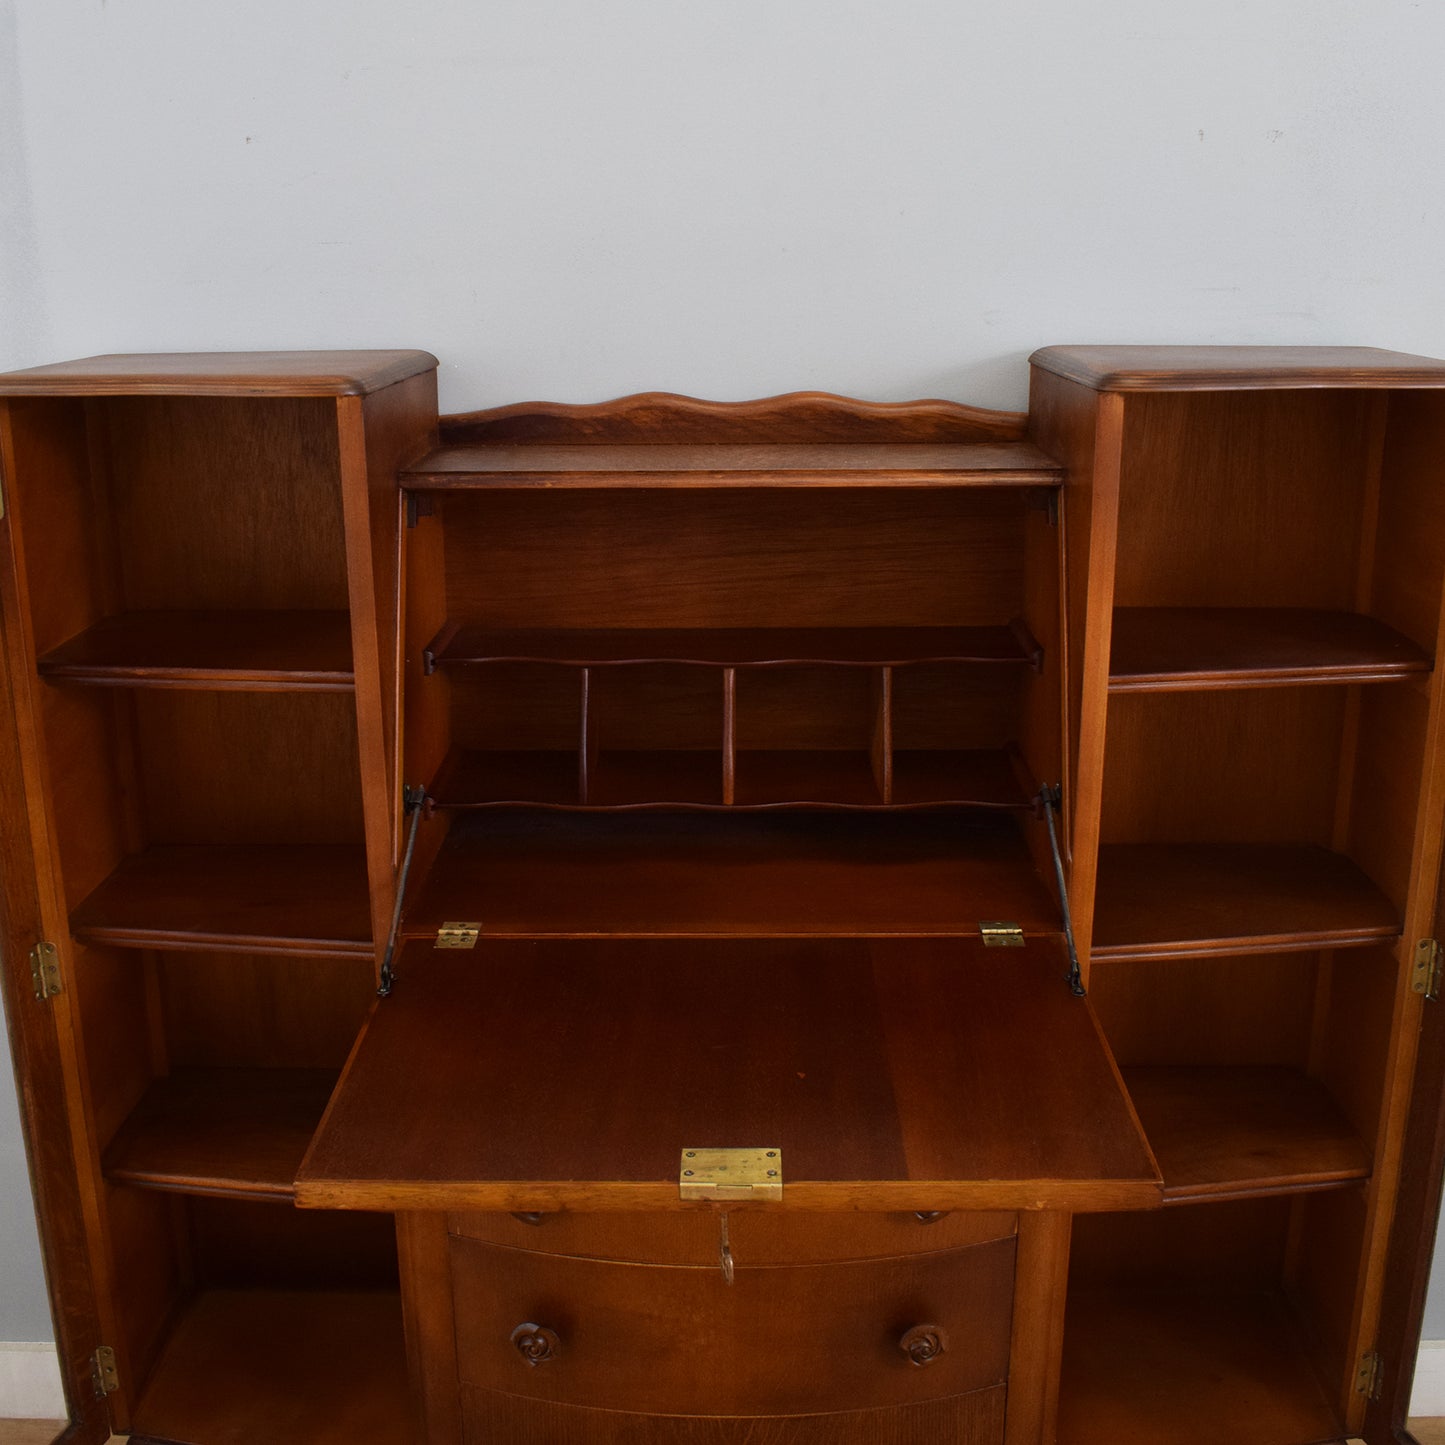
<box><xmin>679</xmin><ymin>1147</ymin><xmax>783</xmax><ymax>1202</ymax></box>
<box><xmin>1413</xmin><ymin>939</ymin><xmax>1443</xmax><ymax>1000</ymax></box>
<box><xmin>1356</xmin><ymin>1348</ymin><xmax>1383</xmax><ymax>1400</ymax></box>
<box><xmin>29</xmin><ymin>941</ymin><xmax>62</xmax><ymax>1000</ymax></box>
<box><xmin>980</xmin><ymin>921</ymin><xmax>1025</xmax><ymax>948</ymax></box>
<box><xmin>435</xmin><ymin>921</ymin><xmax>480</xmax><ymax>950</ymax></box>
<box><xmin>90</xmin><ymin>1345</ymin><xmax>119</xmax><ymax>1397</ymax></box>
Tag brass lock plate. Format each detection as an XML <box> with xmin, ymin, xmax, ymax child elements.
<box><xmin>679</xmin><ymin>1147</ymin><xmax>783</xmax><ymax>1202</ymax></box>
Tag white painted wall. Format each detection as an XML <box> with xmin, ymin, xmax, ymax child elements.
<box><xmin>3</xmin><ymin>0</ymin><xmax>1445</xmax><ymax>1380</ymax></box>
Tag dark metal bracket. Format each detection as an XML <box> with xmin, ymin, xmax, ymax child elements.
<box><xmin>1037</xmin><ymin>783</ymin><xmax>1085</xmax><ymax>996</ymax></box>
<box><xmin>378</xmin><ymin>783</ymin><xmax>428</xmax><ymax>998</ymax></box>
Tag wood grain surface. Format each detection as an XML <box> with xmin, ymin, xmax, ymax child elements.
<box><xmin>296</xmin><ymin>936</ymin><xmax>1159</xmax><ymax>1212</ymax></box>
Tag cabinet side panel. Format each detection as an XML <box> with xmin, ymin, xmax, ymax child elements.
<box><xmin>1027</xmin><ymin>373</ymin><xmax>1120</xmax><ymax>972</ymax></box>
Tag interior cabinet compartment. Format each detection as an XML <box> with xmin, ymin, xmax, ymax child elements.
<box><xmin>1108</xmin><ymin>389</ymin><xmax>1445</xmax><ymax>689</ymax></box>
<box><xmin>104</xmin><ymin>1193</ymin><xmax>407</xmax><ymax>1445</ymax></box>
<box><xmin>586</xmin><ymin>662</ymin><xmax>726</xmax><ymax>806</ymax></box>
<box><xmin>429</xmin><ymin>662</ymin><xmax>584</xmax><ymax>807</ymax></box>
<box><xmin>890</xmin><ymin>662</ymin><xmax>1033</xmax><ymax>807</ymax></box>
<box><xmin>402</xmin><ymin>809</ymin><xmax>1060</xmax><ymax>938</ymax></box>
<box><xmin>41</xmin><ymin>688</ymin><xmax>372</xmax><ymax>956</ymax></box>
<box><xmin>732</xmin><ymin>664</ymin><xmax>881</xmax><ymax>805</ymax></box>
<box><xmin>1059</xmin><ymin>1193</ymin><xmax>1365</xmax><ymax>1445</ymax></box>
<box><xmin>8</xmin><ymin>395</ymin><xmax>353</xmax><ymax>689</ymax></box>
<box><xmin>1092</xmin><ymin>686</ymin><xmax>1418</xmax><ymax>960</ymax></box>
<box><xmin>1089</xmin><ymin>950</ymin><xmax>1391</xmax><ymax>1203</ymax></box>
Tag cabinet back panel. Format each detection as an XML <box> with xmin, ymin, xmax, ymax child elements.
<box><xmin>891</xmin><ymin>665</ymin><xmax>1022</xmax><ymax>751</ymax></box>
<box><xmin>1114</xmin><ymin>392</ymin><xmax>1370</xmax><ymax>609</ymax></box>
<box><xmin>440</xmin><ymin>491</ymin><xmax>1027</xmax><ymax>629</ymax></box>
<box><xmin>593</xmin><ymin>664</ymin><xmax>726</xmax><ymax>751</ymax></box>
<box><xmin>186</xmin><ymin>1196</ymin><xmax>399</xmax><ymax>1290</ymax></box>
<box><xmin>1347</xmin><ymin>682</ymin><xmax>1429</xmax><ymax>914</ymax></box>
<box><xmin>1070</xmin><ymin>1196</ymin><xmax>1291</xmax><ymax>1290</ymax></box>
<box><xmin>449</xmin><ymin>665</ymin><xmax>580</xmax><ymax>751</ymax></box>
<box><xmin>1374</xmin><ymin>392</ymin><xmax>1445</xmax><ymax>651</ymax></box>
<box><xmin>133</xmin><ymin>691</ymin><xmax>363</xmax><ymax>845</ymax></box>
<box><xmin>159</xmin><ymin>952</ymin><xmax>374</xmax><ymax>1070</ymax></box>
<box><xmin>103</xmin><ymin>397</ymin><xmax>349</xmax><ymax>610</ymax></box>
<box><xmin>1087</xmin><ymin>954</ymin><xmax>1315</xmax><ymax>1069</ymax></box>
<box><xmin>735</xmin><ymin>666</ymin><xmax>875</xmax><ymax>751</ymax></box>
<box><xmin>1100</xmin><ymin>689</ymin><xmax>1345</xmax><ymax>844</ymax></box>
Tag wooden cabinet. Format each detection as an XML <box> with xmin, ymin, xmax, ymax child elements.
<box><xmin>3</xmin><ymin>348</ymin><xmax>1445</xmax><ymax>1444</ymax></box>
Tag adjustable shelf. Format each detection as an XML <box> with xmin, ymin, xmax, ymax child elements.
<box><xmin>36</xmin><ymin>610</ymin><xmax>355</xmax><ymax>691</ymax></box>
<box><xmin>69</xmin><ymin>845</ymin><xmax>374</xmax><ymax>958</ymax></box>
<box><xmin>131</xmin><ymin>1289</ymin><xmax>411</xmax><ymax>1445</ymax></box>
<box><xmin>402</xmin><ymin>810</ymin><xmax>1059</xmax><ymax>938</ymax></box>
<box><xmin>423</xmin><ymin>623</ymin><xmax>1043</xmax><ymax>671</ymax></box>
<box><xmin>402</xmin><ymin>439</ymin><xmax>1064</xmax><ymax>490</ymax></box>
<box><xmin>1090</xmin><ymin>843</ymin><xmax>1400</xmax><ymax>961</ymax></box>
<box><xmin>1123</xmin><ymin>1066</ymin><xmax>1370</xmax><ymax>1204</ymax></box>
<box><xmin>1058</xmin><ymin>1288</ymin><xmax>1341</xmax><ymax>1445</ymax></box>
<box><xmin>103</xmin><ymin>1068</ymin><xmax>337</xmax><ymax>1201</ymax></box>
<box><xmin>1109</xmin><ymin>607</ymin><xmax>1431</xmax><ymax>692</ymax></box>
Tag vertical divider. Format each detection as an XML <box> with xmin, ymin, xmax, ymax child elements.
<box><xmin>870</xmin><ymin>666</ymin><xmax>893</xmax><ymax>805</ymax></box>
<box><xmin>722</xmin><ymin>667</ymin><xmax>737</xmax><ymax>806</ymax></box>
<box><xmin>578</xmin><ymin>666</ymin><xmax>595</xmax><ymax>805</ymax></box>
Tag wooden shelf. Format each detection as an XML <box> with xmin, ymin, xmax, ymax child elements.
<box><xmin>36</xmin><ymin>609</ymin><xmax>355</xmax><ymax>691</ymax></box>
<box><xmin>1109</xmin><ymin>607</ymin><xmax>1431</xmax><ymax>692</ymax></box>
<box><xmin>69</xmin><ymin>845</ymin><xmax>374</xmax><ymax>958</ymax></box>
<box><xmin>424</xmin><ymin>623</ymin><xmax>1042</xmax><ymax>670</ymax></box>
<box><xmin>1058</xmin><ymin>1288</ymin><xmax>1341</xmax><ymax>1445</ymax></box>
<box><xmin>428</xmin><ymin>748</ymin><xmax>1030</xmax><ymax>811</ymax></box>
<box><xmin>401</xmin><ymin>439</ymin><xmax>1064</xmax><ymax>490</ymax></box>
<box><xmin>403</xmin><ymin>810</ymin><xmax>1059</xmax><ymax>938</ymax></box>
<box><xmin>102</xmin><ymin>1068</ymin><xmax>337</xmax><ymax>1201</ymax></box>
<box><xmin>131</xmin><ymin>1289</ymin><xmax>411</xmax><ymax>1445</ymax></box>
<box><xmin>1090</xmin><ymin>843</ymin><xmax>1400</xmax><ymax>961</ymax></box>
<box><xmin>297</xmin><ymin>936</ymin><xmax>1160</xmax><ymax>1213</ymax></box>
<box><xmin>1123</xmin><ymin>1066</ymin><xmax>1370</xmax><ymax>1203</ymax></box>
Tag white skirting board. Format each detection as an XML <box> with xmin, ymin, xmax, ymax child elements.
<box><xmin>0</xmin><ymin>1342</ymin><xmax>66</xmax><ymax>1419</ymax></box>
<box><xmin>1</xmin><ymin>1337</ymin><xmax>1444</xmax><ymax>1424</ymax></box>
<box><xmin>1413</xmin><ymin>1338</ymin><xmax>1445</xmax><ymax>1416</ymax></box>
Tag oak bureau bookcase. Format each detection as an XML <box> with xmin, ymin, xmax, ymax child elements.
<box><xmin>2</xmin><ymin>346</ymin><xmax>1445</xmax><ymax>1444</ymax></box>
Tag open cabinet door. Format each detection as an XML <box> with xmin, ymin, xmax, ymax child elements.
<box><xmin>297</xmin><ymin>935</ymin><xmax>1159</xmax><ymax>1214</ymax></box>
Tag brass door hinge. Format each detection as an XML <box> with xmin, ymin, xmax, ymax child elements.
<box><xmin>679</xmin><ymin>1147</ymin><xmax>783</xmax><ymax>1202</ymax></box>
<box><xmin>1356</xmin><ymin>1348</ymin><xmax>1383</xmax><ymax>1400</ymax></box>
<box><xmin>980</xmin><ymin>921</ymin><xmax>1025</xmax><ymax>948</ymax></box>
<box><xmin>91</xmin><ymin>1345</ymin><xmax>119</xmax><ymax>1397</ymax></box>
<box><xmin>29</xmin><ymin>942</ymin><xmax>62</xmax><ymax>1000</ymax></box>
<box><xmin>1413</xmin><ymin>940</ymin><xmax>1443</xmax><ymax>1000</ymax></box>
<box><xmin>435</xmin><ymin>921</ymin><xmax>479</xmax><ymax>949</ymax></box>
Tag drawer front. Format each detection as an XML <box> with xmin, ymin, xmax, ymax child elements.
<box><xmin>461</xmin><ymin>1382</ymin><xmax>1007</xmax><ymax>1444</ymax></box>
<box><xmin>449</xmin><ymin>1208</ymin><xmax>1016</xmax><ymax>1264</ymax></box>
<box><xmin>450</xmin><ymin>1234</ymin><xmax>1014</xmax><ymax>1416</ymax></box>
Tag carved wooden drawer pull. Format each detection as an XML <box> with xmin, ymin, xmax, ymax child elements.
<box><xmin>510</xmin><ymin>1322</ymin><xmax>562</xmax><ymax>1366</ymax></box>
<box><xmin>898</xmin><ymin>1323</ymin><xmax>948</xmax><ymax>1367</ymax></box>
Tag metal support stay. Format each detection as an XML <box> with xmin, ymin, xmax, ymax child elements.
<box><xmin>378</xmin><ymin>784</ymin><xmax>428</xmax><ymax>998</ymax></box>
<box><xmin>1037</xmin><ymin>784</ymin><xmax>1085</xmax><ymax>996</ymax></box>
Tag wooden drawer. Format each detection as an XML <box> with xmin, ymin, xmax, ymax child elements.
<box><xmin>450</xmin><ymin>1208</ymin><xmax>1016</xmax><ymax>1264</ymax></box>
<box><xmin>449</xmin><ymin>1233</ymin><xmax>1015</xmax><ymax>1417</ymax></box>
<box><xmin>461</xmin><ymin>1383</ymin><xmax>1008</xmax><ymax>1444</ymax></box>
